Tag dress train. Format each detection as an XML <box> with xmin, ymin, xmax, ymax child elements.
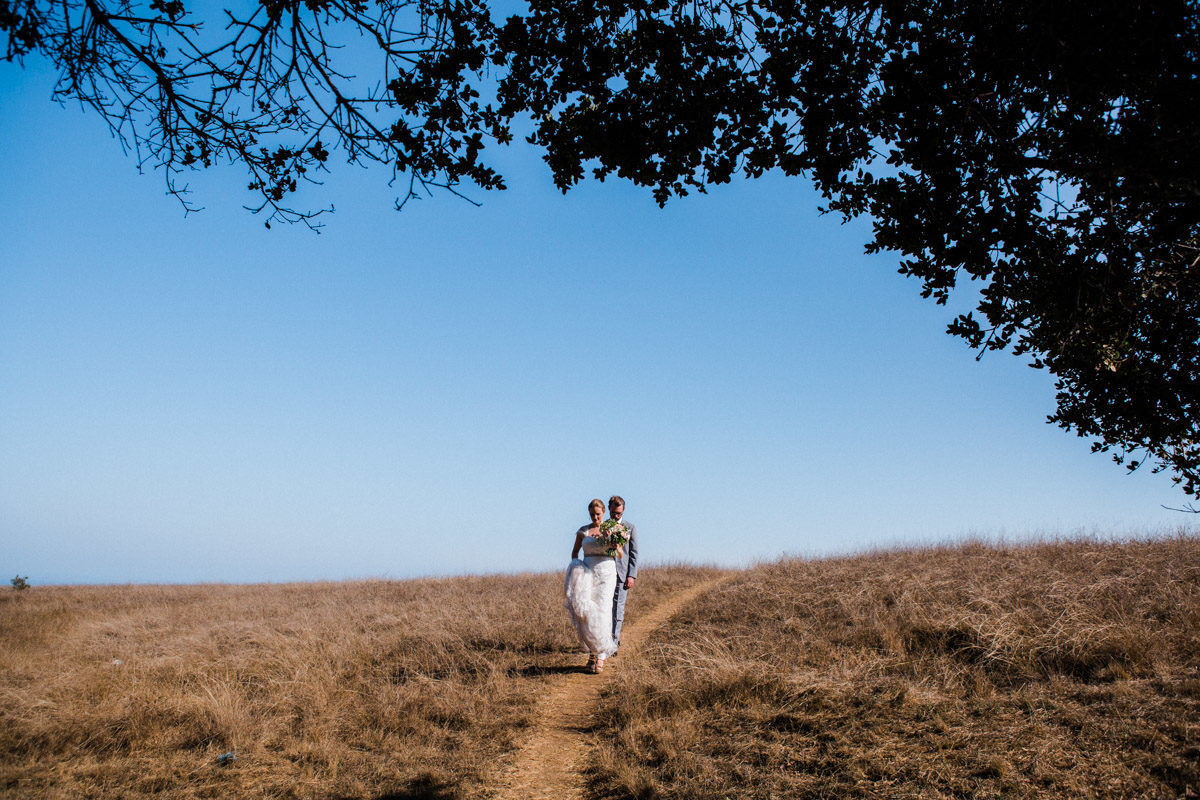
<box><xmin>564</xmin><ymin>554</ymin><xmax>617</xmax><ymax>657</ymax></box>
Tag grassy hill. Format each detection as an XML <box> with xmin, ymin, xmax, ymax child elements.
<box><xmin>2</xmin><ymin>537</ymin><xmax>1197</xmax><ymax>799</ymax></box>
<box><xmin>0</xmin><ymin>564</ymin><xmax>720</xmax><ymax>798</ymax></box>
<box><xmin>590</xmin><ymin>537</ymin><xmax>1200</xmax><ymax>799</ymax></box>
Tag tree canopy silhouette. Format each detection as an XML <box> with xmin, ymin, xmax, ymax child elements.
<box><xmin>4</xmin><ymin>0</ymin><xmax>1198</xmax><ymax>496</ymax></box>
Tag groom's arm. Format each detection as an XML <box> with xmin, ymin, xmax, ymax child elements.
<box><xmin>625</xmin><ymin>523</ymin><xmax>638</xmax><ymax>588</ymax></box>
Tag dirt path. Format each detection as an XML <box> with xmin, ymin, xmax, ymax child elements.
<box><xmin>487</xmin><ymin>577</ymin><xmax>724</xmax><ymax>800</ymax></box>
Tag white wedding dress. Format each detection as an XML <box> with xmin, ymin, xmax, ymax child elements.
<box><xmin>564</xmin><ymin>532</ymin><xmax>618</xmax><ymax>656</ymax></box>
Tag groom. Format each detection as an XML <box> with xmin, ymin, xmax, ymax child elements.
<box><xmin>609</xmin><ymin>495</ymin><xmax>638</xmax><ymax>654</ymax></box>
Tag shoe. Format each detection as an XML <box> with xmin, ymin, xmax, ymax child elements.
<box><xmin>585</xmin><ymin>655</ymin><xmax>597</xmax><ymax>672</ymax></box>
<box><xmin>594</xmin><ymin>656</ymin><xmax>606</xmax><ymax>673</ymax></box>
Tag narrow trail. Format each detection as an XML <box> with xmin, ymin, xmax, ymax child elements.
<box><xmin>487</xmin><ymin>577</ymin><xmax>725</xmax><ymax>800</ymax></box>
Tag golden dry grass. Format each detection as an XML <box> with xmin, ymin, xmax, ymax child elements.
<box><xmin>0</xmin><ymin>565</ymin><xmax>720</xmax><ymax>799</ymax></box>
<box><xmin>6</xmin><ymin>537</ymin><xmax>1198</xmax><ymax>800</ymax></box>
<box><xmin>588</xmin><ymin>535</ymin><xmax>1200</xmax><ymax>799</ymax></box>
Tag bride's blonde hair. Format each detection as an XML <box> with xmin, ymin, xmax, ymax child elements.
<box><xmin>588</xmin><ymin>498</ymin><xmax>605</xmax><ymax>514</ymax></box>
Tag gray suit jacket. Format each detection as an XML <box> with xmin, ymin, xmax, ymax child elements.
<box><xmin>615</xmin><ymin>519</ymin><xmax>638</xmax><ymax>584</ymax></box>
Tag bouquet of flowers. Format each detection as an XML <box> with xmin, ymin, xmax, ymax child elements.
<box><xmin>597</xmin><ymin>519</ymin><xmax>631</xmax><ymax>557</ymax></box>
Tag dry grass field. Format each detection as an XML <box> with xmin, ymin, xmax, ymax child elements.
<box><xmin>0</xmin><ymin>565</ymin><xmax>720</xmax><ymax>799</ymax></box>
<box><xmin>588</xmin><ymin>536</ymin><xmax>1200</xmax><ymax>800</ymax></box>
<box><xmin>4</xmin><ymin>537</ymin><xmax>1198</xmax><ymax>800</ymax></box>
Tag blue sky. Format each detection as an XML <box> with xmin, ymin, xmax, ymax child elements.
<box><xmin>2</xmin><ymin>54</ymin><xmax>1194</xmax><ymax>584</ymax></box>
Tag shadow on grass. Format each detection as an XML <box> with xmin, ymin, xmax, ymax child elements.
<box><xmin>511</xmin><ymin>663</ymin><xmax>591</xmax><ymax>677</ymax></box>
<box><xmin>340</xmin><ymin>775</ymin><xmax>459</xmax><ymax>800</ymax></box>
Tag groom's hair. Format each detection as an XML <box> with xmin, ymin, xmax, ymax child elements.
<box><xmin>608</xmin><ymin>495</ymin><xmax>625</xmax><ymax>509</ymax></box>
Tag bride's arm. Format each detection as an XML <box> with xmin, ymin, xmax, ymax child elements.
<box><xmin>571</xmin><ymin>531</ymin><xmax>584</xmax><ymax>559</ymax></box>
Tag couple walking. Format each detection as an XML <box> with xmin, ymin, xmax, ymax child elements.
<box><xmin>564</xmin><ymin>496</ymin><xmax>638</xmax><ymax>673</ymax></box>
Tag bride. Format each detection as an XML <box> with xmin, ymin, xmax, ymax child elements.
<box><xmin>564</xmin><ymin>498</ymin><xmax>621</xmax><ymax>673</ymax></box>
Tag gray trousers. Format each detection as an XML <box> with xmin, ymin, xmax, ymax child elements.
<box><xmin>612</xmin><ymin>580</ymin><xmax>628</xmax><ymax>646</ymax></box>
